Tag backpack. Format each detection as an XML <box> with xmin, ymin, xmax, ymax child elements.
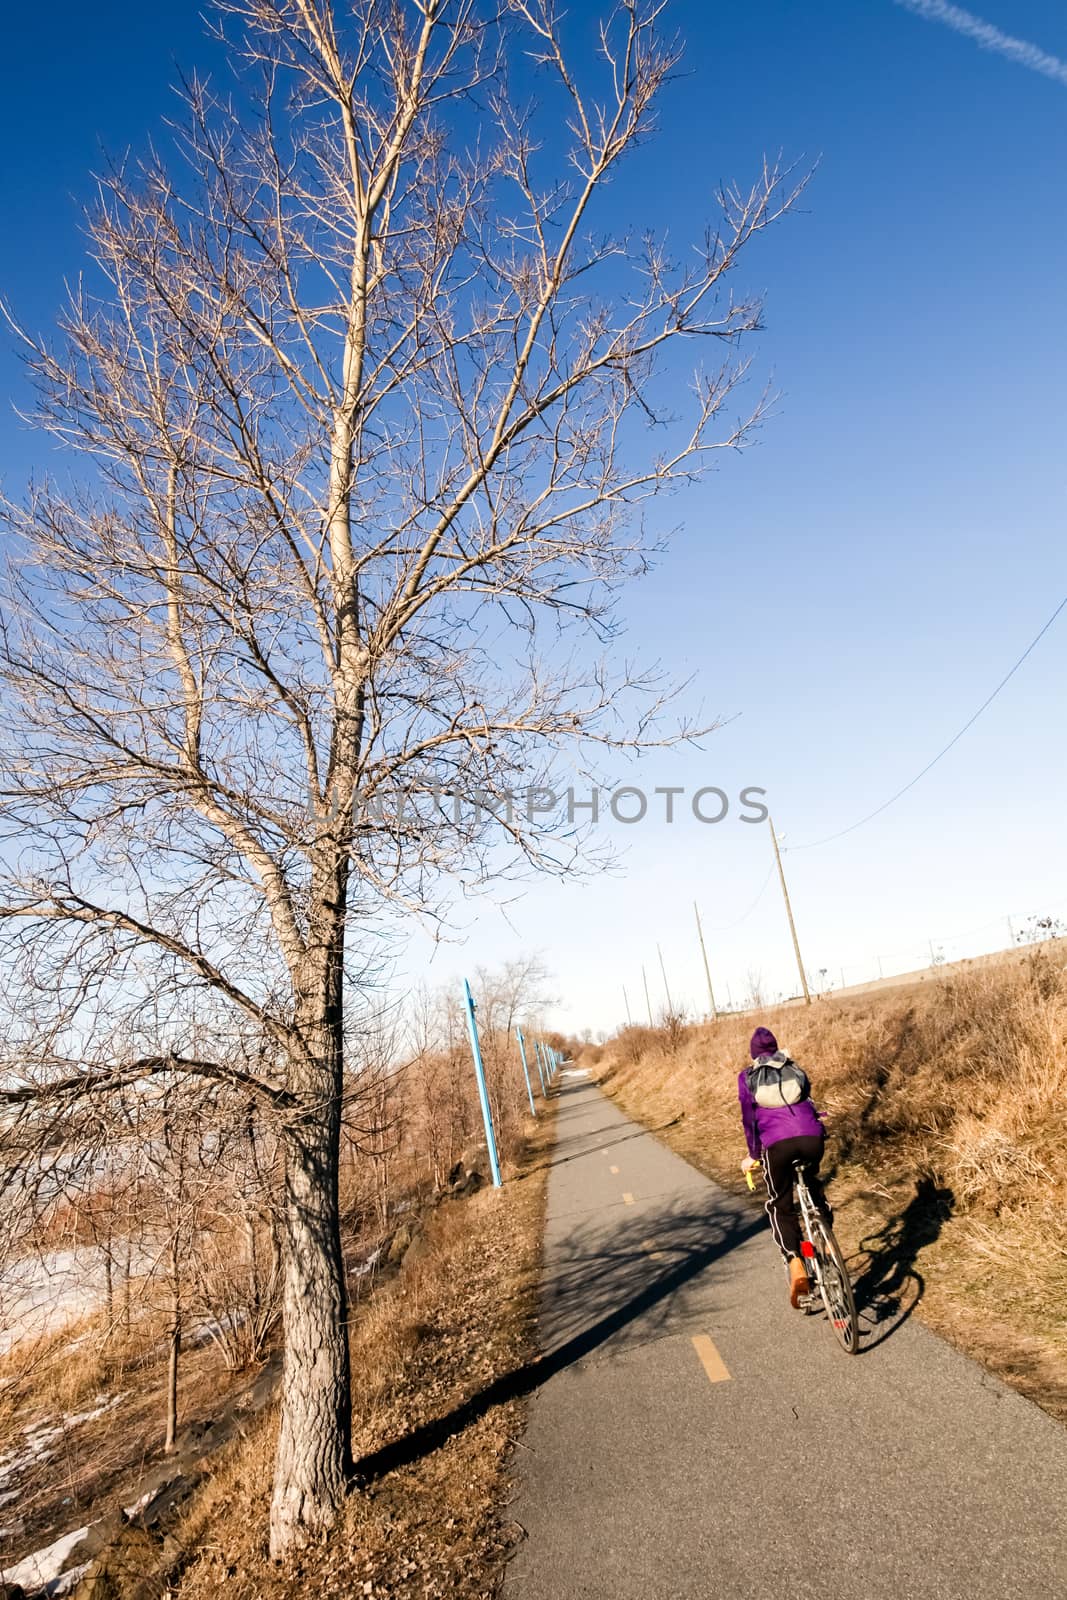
<box><xmin>746</xmin><ymin>1052</ymin><xmax>810</xmax><ymax>1109</ymax></box>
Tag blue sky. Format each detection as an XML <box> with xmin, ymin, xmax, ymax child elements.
<box><xmin>1</xmin><ymin>1</ymin><xmax>1065</xmax><ymax>1034</ymax></box>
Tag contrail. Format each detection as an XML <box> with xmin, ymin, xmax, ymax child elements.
<box><xmin>893</xmin><ymin>0</ymin><xmax>1067</xmax><ymax>88</ymax></box>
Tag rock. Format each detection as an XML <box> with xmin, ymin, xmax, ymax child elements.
<box><xmin>387</xmin><ymin>1223</ymin><xmax>414</xmax><ymax>1264</ymax></box>
<box><xmin>449</xmin><ymin>1166</ymin><xmax>484</xmax><ymax>1197</ymax></box>
<box><xmin>67</xmin><ymin>1510</ymin><xmax>131</xmax><ymax>1564</ymax></box>
<box><xmin>134</xmin><ymin>1471</ymin><xmax>202</xmax><ymax>1531</ymax></box>
<box><xmin>459</xmin><ymin>1142</ymin><xmax>488</xmax><ymax>1174</ymax></box>
<box><xmin>447</xmin><ymin>1143</ymin><xmax>488</xmax><ymax>1195</ymax></box>
<box><xmin>69</xmin><ymin>1524</ymin><xmax>166</xmax><ymax>1600</ymax></box>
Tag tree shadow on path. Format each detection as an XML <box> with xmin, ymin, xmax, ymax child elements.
<box><xmin>515</xmin><ymin>1111</ymin><xmax>686</xmax><ymax>1180</ymax></box>
<box><xmin>850</xmin><ymin>1176</ymin><xmax>955</xmax><ymax>1353</ymax></box>
<box><xmin>352</xmin><ymin>1192</ymin><xmax>762</xmax><ymax>1486</ymax></box>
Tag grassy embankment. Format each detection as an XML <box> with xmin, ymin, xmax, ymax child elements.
<box><xmin>168</xmin><ymin>1107</ymin><xmax>554</xmax><ymax>1599</ymax></box>
<box><xmin>1</xmin><ymin>1107</ymin><xmax>553</xmax><ymax>1598</ymax></box>
<box><xmin>587</xmin><ymin>949</ymin><xmax>1067</xmax><ymax>1418</ymax></box>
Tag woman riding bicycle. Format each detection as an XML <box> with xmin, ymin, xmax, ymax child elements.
<box><xmin>739</xmin><ymin>1026</ymin><xmax>833</xmax><ymax>1307</ymax></box>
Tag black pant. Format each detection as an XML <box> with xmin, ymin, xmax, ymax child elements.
<box><xmin>763</xmin><ymin>1135</ymin><xmax>831</xmax><ymax>1262</ymax></box>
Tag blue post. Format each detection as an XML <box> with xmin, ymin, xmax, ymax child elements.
<box><xmin>462</xmin><ymin>978</ymin><xmax>502</xmax><ymax>1188</ymax></box>
<box><xmin>535</xmin><ymin>1040</ymin><xmax>548</xmax><ymax>1090</ymax></box>
<box><xmin>533</xmin><ymin>1041</ymin><xmax>547</xmax><ymax>1095</ymax></box>
<box><xmin>516</xmin><ymin>1028</ymin><xmax>537</xmax><ymax>1116</ymax></box>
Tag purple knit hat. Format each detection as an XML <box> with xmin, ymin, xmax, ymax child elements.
<box><xmin>750</xmin><ymin>1026</ymin><xmax>778</xmax><ymax>1059</ymax></box>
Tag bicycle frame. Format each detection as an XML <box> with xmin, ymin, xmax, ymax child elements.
<box><xmin>794</xmin><ymin>1170</ymin><xmax>824</xmax><ymax>1300</ymax></box>
<box><xmin>794</xmin><ymin>1165</ymin><xmax>859</xmax><ymax>1352</ymax></box>
<box><xmin>795</xmin><ymin>1171</ymin><xmax>816</xmax><ymax>1246</ymax></box>
<box><xmin>744</xmin><ymin>1158</ymin><xmax>858</xmax><ymax>1350</ymax></box>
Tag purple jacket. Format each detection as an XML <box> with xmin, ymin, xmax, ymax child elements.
<box><xmin>738</xmin><ymin>1056</ymin><xmax>825</xmax><ymax>1160</ymax></box>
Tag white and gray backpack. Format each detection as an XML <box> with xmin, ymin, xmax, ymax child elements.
<box><xmin>746</xmin><ymin>1051</ymin><xmax>810</xmax><ymax>1108</ymax></box>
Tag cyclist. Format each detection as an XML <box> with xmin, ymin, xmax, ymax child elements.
<box><xmin>738</xmin><ymin>1026</ymin><xmax>832</xmax><ymax>1307</ymax></box>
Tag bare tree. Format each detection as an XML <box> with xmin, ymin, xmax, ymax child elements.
<box><xmin>0</xmin><ymin>0</ymin><xmax>800</xmax><ymax>1555</ymax></box>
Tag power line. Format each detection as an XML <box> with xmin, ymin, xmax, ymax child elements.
<box><xmin>789</xmin><ymin>594</ymin><xmax>1067</xmax><ymax>852</ymax></box>
<box><xmin>707</xmin><ymin>863</ymin><xmax>776</xmax><ymax>931</ymax></box>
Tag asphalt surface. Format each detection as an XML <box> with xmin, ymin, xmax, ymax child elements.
<box><xmin>504</xmin><ymin>1071</ymin><xmax>1067</xmax><ymax>1600</ymax></box>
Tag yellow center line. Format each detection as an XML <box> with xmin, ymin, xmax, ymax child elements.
<box><xmin>622</xmin><ymin>1192</ymin><xmax>634</xmax><ymax>1205</ymax></box>
<box><xmin>640</xmin><ymin>1238</ymin><xmax>665</xmax><ymax>1261</ymax></box>
<box><xmin>691</xmin><ymin>1334</ymin><xmax>731</xmax><ymax>1384</ymax></box>
<box><xmin>610</xmin><ymin>1165</ymin><xmax>620</xmax><ymax>1174</ymax></box>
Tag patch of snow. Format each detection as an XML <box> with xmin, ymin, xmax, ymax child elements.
<box><xmin>123</xmin><ymin>1488</ymin><xmax>154</xmax><ymax>1519</ymax></box>
<box><xmin>0</xmin><ymin>1394</ymin><xmax>125</xmax><ymax>1497</ymax></box>
<box><xmin>22</xmin><ymin>1422</ymin><xmax>64</xmax><ymax>1455</ymax></box>
<box><xmin>351</xmin><ymin>1247</ymin><xmax>382</xmax><ymax>1280</ymax></box>
<box><xmin>51</xmin><ymin>1562</ymin><xmax>91</xmax><ymax>1597</ymax></box>
<box><xmin>64</xmin><ymin>1393</ymin><xmax>124</xmax><ymax>1430</ymax></box>
<box><xmin>1</xmin><ymin>1524</ymin><xmax>88</xmax><ymax>1592</ymax></box>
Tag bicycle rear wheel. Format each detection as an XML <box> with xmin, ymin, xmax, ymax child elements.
<box><xmin>811</xmin><ymin>1217</ymin><xmax>859</xmax><ymax>1353</ymax></box>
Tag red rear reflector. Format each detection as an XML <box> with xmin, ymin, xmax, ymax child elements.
<box><xmin>800</xmin><ymin>1241</ymin><xmax>816</xmax><ymax>1259</ymax></box>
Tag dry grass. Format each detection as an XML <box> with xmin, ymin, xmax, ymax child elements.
<box><xmin>590</xmin><ymin>948</ymin><xmax>1067</xmax><ymax>1419</ymax></box>
<box><xmin>0</xmin><ymin>1294</ymin><xmax>187</xmax><ymax>1439</ymax></box>
<box><xmin>0</xmin><ymin>1321</ymin><xmax>248</xmax><ymax>1579</ymax></box>
<box><xmin>1</xmin><ymin>988</ymin><xmax>546</xmax><ymax>1584</ymax></box>
<box><xmin>167</xmin><ymin>1111</ymin><xmax>554</xmax><ymax>1598</ymax></box>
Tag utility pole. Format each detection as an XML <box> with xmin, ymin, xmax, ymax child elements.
<box><xmin>769</xmin><ymin>814</ymin><xmax>811</xmax><ymax>1006</ymax></box>
<box><xmin>693</xmin><ymin>901</ymin><xmax>718</xmax><ymax>1021</ymax></box>
<box><xmin>641</xmin><ymin>964</ymin><xmax>654</xmax><ymax>1026</ymax></box>
<box><xmin>656</xmin><ymin>943</ymin><xmax>674</xmax><ymax>1015</ymax></box>
<box><xmin>622</xmin><ymin>984</ymin><xmax>633</xmax><ymax>1026</ymax></box>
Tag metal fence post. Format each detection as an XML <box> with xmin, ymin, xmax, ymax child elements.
<box><xmin>462</xmin><ymin>978</ymin><xmax>502</xmax><ymax>1188</ymax></box>
<box><xmin>516</xmin><ymin>1027</ymin><xmax>537</xmax><ymax>1116</ymax></box>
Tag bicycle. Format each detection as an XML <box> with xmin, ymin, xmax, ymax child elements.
<box><xmin>746</xmin><ymin>1159</ymin><xmax>859</xmax><ymax>1354</ymax></box>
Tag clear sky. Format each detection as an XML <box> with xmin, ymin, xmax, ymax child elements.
<box><xmin>1</xmin><ymin>1</ymin><xmax>1064</xmax><ymax>1036</ymax></box>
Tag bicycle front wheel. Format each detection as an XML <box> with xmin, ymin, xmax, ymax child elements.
<box><xmin>811</xmin><ymin>1218</ymin><xmax>859</xmax><ymax>1354</ymax></box>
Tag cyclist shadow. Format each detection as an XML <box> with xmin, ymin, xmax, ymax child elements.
<box><xmin>848</xmin><ymin>1176</ymin><xmax>955</xmax><ymax>1353</ymax></box>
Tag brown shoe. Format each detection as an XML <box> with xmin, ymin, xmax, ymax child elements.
<box><xmin>789</xmin><ymin>1256</ymin><xmax>811</xmax><ymax>1308</ymax></box>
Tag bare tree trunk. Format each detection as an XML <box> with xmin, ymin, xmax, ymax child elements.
<box><xmin>269</xmin><ymin>999</ymin><xmax>352</xmax><ymax>1554</ymax></box>
<box><xmin>103</xmin><ymin>1244</ymin><xmax>114</xmax><ymax>1337</ymax></box>
<box><xmin>122</xmin><ymin>1239</ymin><xmax>132</xmax><ymax>1338</ymax></box>
<box><xmin>246</xmin><ymin>1214</ymin><xmax>262</xmax><ymax>1328</ymax></box>
<box><xmin>164</xmin><ymin>1245</ymin><xmax>181</xmax><ymax>1453</ymax></box>
<box><xmin>245</xmin><ymin>1105</ymin><xmax>263</xmax><ymax>1330</ymax></box>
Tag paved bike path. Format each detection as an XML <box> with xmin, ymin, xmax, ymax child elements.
<box><xmin>504</xmin><ymin>1073</ymin><xmax>1067</xmax><ymax>1600</ymax></box>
